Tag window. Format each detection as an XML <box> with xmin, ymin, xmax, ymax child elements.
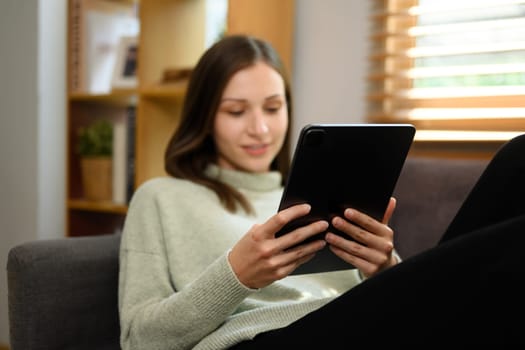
<box><xmin>368</xmin><ymin>0</ymin><xmax>525</xmax><ymax>141</ymax></box>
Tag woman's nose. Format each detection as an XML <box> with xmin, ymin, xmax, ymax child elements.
<box><xmin>248</xmin><ymin>112</ymin><xmax>269</xmax><ymax>134</ymax></box>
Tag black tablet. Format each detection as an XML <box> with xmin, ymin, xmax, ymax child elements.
<box><xmin>276</xmin><ymin>123</ymin><xmax>416</xmax><ymax>274</ymax></box>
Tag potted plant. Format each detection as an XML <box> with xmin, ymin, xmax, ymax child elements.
<box><xmin>77</xmin><ymin>119</ymin><xmax>113</xmax><ymax>201</ymax></box>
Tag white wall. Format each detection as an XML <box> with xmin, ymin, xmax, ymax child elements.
<box><xmin>292</xmin><ymin>0</ymin><xmax>370</xmax><ymax>144</ymax></box>
<box><xmin>38</xmin><ymin>1</ymin><xmax>66</xmax><ymax>241</ymax></box>
<box><xmin>0</xmin><ymin>1</ymin><xmax>39</xmax><ymax>346</ymax></box>
<box><xmin>0</xmin><ymin>0</ymin><xmax>368</xmax><ymax>346</ymax></box>
<box><xmin>0</xmin><ymin>0</ymin><xmax>66</xmax><ymax>346</ymax></box>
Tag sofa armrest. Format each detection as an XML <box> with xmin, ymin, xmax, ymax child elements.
<box><xmin>7</xmin><ymin>234</ymin><xmax>121</xmax><ymax>350</ymax></box>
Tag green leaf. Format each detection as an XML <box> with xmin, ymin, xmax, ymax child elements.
<box><xmin>76</xmin><ymin>120</ymin><xmax>113</xmax><ymax>157</ymax></box>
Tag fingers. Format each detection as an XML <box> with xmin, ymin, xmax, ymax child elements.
<box><xmin>327</xmin><ymin>233</ymin><xmax>392</xmax><ymax>267</ymax></box>
<box><xmin>230</xmin><ymin>203</ymin><xmax>329</xmax><ymax>287</ymax></box>
<box><xmin>257</xmin><ymin>203</ymin><xmax>312</xmax><ymax>240</ymax></box>
<box><xmin>328</xmin><ymin>243</ymin><xmax>389</xmax><ymax>277</ymax></box>
<box><xmin>332</xmin><ymin>208</ymin><xmax>394</xmax><ymax>251</ymax></box>
<box><xmin>269</xmin><ymin>239</ymin><xmax>326</xmax><ymax>278</ymax></box>
<box><xmin>382</xmin><ymin>197</ymin><xmax>396</xmax><ymax>225</ymax></box>
<box><xmin>326</xmin><ymin>206</ymin><xmax>397</xmax><ymax>277</ymax></box>
<box><xmin>255</xmin><ymin>203</ymin><xmax>329</xmax><ymax>248</ymax></box>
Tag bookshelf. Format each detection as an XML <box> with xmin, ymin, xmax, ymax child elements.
<box><xmin>66</xmin><ymin>0</ymin><xmax>295</xmax><ymax>236</ymax></box>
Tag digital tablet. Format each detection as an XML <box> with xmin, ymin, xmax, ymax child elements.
<box><xmin>276</xmin><ymin>123</ymin><xmax>415</xmax><ymax>274</ymax></box>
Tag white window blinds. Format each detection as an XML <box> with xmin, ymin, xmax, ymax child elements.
<box><xmin>368</xmin><ymin>0</ymin><xmax>525</xmax><ymax>141</ymax></box>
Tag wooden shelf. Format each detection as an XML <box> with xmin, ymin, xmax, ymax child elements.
<box><xmin>140</xmin><ymin>82</ymin><xmax>188</xmax><ymax>99</ymax></box>
<box><xmin>66</xmin><ymin>0</ymin><xmax>295</xmax><ymax>236</ymax></box>
<box><xmin>68</xmin><ymin>199</ymin><xmax>128</xmax><ymax>214</ymax></box>
<box><xmin>69</xmin><ymin>91</ymin><xmax>137</xmax><ymax>105</ymax></box>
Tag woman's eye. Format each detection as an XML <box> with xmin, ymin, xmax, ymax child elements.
<box><xmin>228</xmin><ymin>110</ymin><xmax>244</xmax><ymax>116</ymax></box>
<box><xmin>265</xmin><ymin>106</ymin><xmax>281</xmax><ymax>114</ymax></box>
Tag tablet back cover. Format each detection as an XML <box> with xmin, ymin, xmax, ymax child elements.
<box><xmin>277</xmin><ymin>123</ymin><xmax>415</xmax><ymax>274</ymax></box>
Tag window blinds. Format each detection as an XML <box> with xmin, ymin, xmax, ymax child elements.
<box><xmin>368</xmin><ymin>0</ymin><xmax>525</xmax><ymax>140</ymax></box>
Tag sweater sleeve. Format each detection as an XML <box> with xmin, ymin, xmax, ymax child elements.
<box><xmin>118</xmin><ymin>180</ymin><xmax>255</xmax><ymax>350</ymax></box>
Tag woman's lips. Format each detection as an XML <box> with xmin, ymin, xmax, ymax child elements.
<box><xmin>242</xmin><ymin>144</ymin><xmax>269</xmax><ymax>156</ymax></box>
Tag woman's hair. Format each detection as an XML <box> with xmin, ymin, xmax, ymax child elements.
<box><xmin>164</xmin><ymin>34</ymin><xmax>293</xmax><ymax>214</ymax></box>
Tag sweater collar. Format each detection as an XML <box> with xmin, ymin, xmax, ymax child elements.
<box><xmin>205</xmin><ymin>164</ymin><xmax>282</xmax><ymax>192</ymax></box>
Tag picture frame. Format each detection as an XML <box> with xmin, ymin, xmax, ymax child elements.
<box><xmin>111</xmin><ymin>36</ymin><xmax>138</xmax><ymax>89</ymax></box>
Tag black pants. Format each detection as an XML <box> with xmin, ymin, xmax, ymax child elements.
<box><xmin>232</xmin><ymin>133</ymin><xmax>525</xmax><ymax>348</ymax></box>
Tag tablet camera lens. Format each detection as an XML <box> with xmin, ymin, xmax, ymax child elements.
<box><xmin>304</xmin><ymin>129</ymin><xmax>326</xmax><ymax>148</ymax></box>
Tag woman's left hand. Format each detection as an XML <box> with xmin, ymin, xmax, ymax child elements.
<box><xmin>325</xmin><ymin>197</ymin><xmax>398</xmax><ymax>278</ymax></box>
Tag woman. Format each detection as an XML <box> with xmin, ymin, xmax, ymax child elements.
<box><xmin>119</xmin><ymin>35</ymin><xmax>525</xmax><ymax>349</ymax></box>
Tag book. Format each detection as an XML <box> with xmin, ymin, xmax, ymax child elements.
<box><xmin>112</xmin><ymin>110</ymin><xmax>128</xmax><ymax>204</ymax></box>
<box><xmin>112</xmin><ymin>106</ymin><xmax>136</xmax><ymax>205</ymax></box>
<box><xmin>125</xmin><ymin>106</ymin><xmax>136</xmax><ymax>203</ymax></box>
<box><xmin>69</xmin><ymin>0</ymin><xmax>138</xmax><ymax>93</ymax></box>
<box><xmin>69</xmin><ymin>0</ymin><xmax>83</xmax><ymax>92</ymax></box>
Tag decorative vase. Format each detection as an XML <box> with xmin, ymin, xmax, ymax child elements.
<box><xmin>80</xmin><ymin>157</ymin><xmax>112</xmax><ymax>201</ymax></box>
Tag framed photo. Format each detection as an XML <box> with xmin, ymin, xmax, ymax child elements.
<box><xmin>111</xmin><ymin>36</ymin><xmax>138</xmax><ymax>89</ymax></box>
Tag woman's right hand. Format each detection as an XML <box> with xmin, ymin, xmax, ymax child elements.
<box><xmin>228</xmin><ymin>203</ymin><xmax>328</xmax><ymax>289</ymax></box>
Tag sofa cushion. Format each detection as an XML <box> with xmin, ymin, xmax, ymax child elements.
<box><xmin>391</xmin><ymin>157</ymin><xmax>487</xmax><ymax>259</ymax></box>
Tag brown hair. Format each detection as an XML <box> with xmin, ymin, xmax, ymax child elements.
<box><xmin>164</xmin><ymin>35</ymin><xmax>293</xmax><ymax>214</ymax></box>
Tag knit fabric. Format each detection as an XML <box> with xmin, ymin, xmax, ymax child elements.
<box><xmin>119</xmin><ymin>165</ymin><xmax>362</xmax><ymax>350</ymax></box>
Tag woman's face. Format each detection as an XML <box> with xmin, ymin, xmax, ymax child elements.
<box><xmin>213</xmin><ymin>61</ymin><xmax>288</xmax><ymax>173</ymax></box>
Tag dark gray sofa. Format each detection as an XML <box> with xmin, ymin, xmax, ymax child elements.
<box><xmin>392</xmin><ymin>156</ymin><xmax>488</xmax><ymax>258</ymax></box>
<box><xmin>6</xmin><ymin>156</ymin><xmax>488</xmax><ymax>350</ymax></box>
<box><xmin>7</xmin><ymin>233</ymin><xmax>121</xmax><ymax>350</ymax></box>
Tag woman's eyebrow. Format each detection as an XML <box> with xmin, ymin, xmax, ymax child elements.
<box><xmin>265</xmin><ymin>94</ymin><xmax>283</xmax><ymax>100</ymax></box>
<box><xmin>220</xmin><ymin>94</ymin><xmax>283</xmax><ymax>103</ymax></box>
<box><xmin>220</xmin><ymin>97</ymin><xmax>246</xmax><ymax>103</ymax></box>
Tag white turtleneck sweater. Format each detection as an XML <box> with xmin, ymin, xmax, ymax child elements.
<box><xmin>119</xmin><ymin>165</ymin><xmax>362</xmax><ymax>350</ymax></box>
